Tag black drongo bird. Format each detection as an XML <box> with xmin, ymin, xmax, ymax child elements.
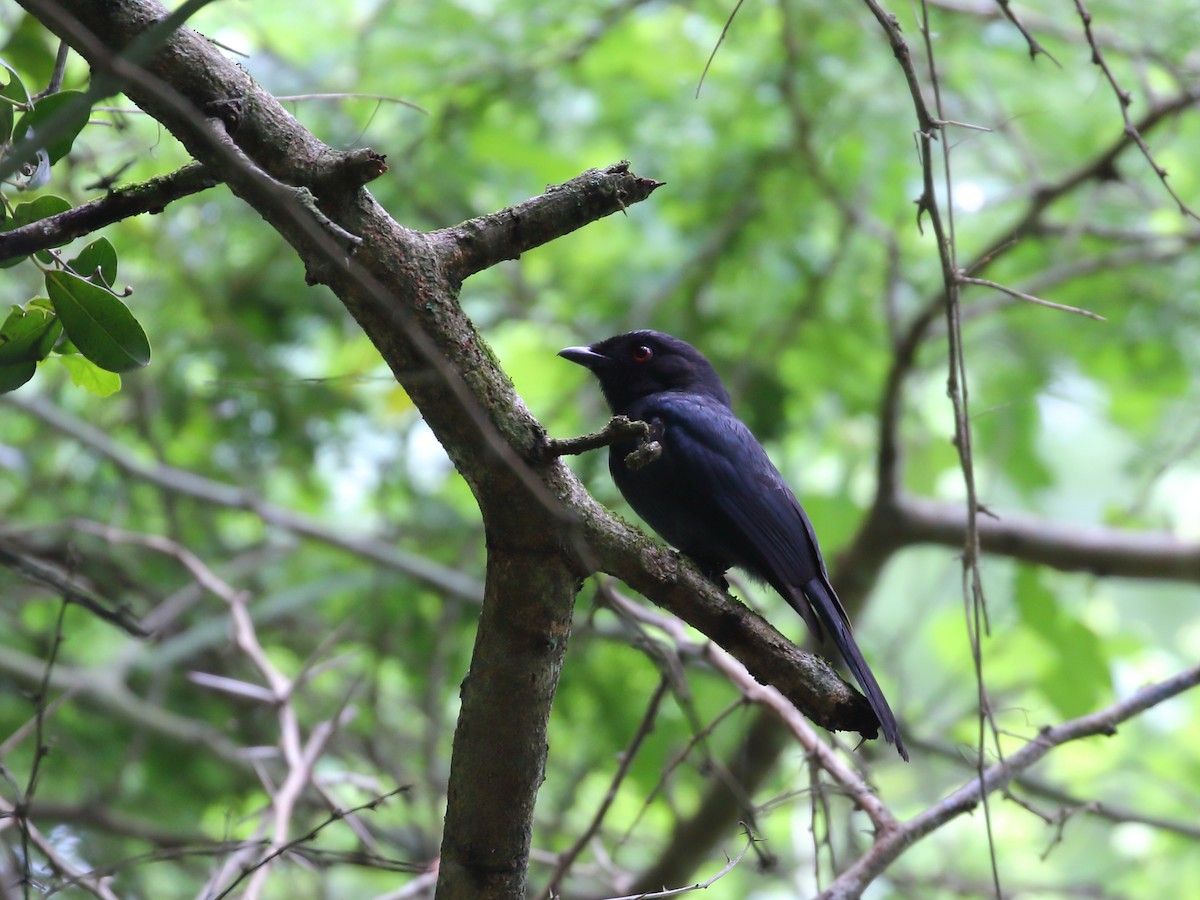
<box><xmin>559</xmin><ymin>329</ymin><xmax>907</xmax><ymax>760</ymax></box>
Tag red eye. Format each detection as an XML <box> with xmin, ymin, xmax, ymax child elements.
<box><xmin>631</xmin><ymin>345</ymin><xmax>654</xmax><ymax>363</ymax></box>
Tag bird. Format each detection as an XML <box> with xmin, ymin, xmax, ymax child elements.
<box><xmin>559</xmin><ymin>329</ymin><xmax>907</xmax><ymax>760</ymax></box>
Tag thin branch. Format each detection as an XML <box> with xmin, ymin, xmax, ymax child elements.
<box><xmin>816</xmin><ymin>664</ymin><xmax>1200</xmax><ymax>899</ymax></box>
<box><xmin>0</xmin><ymin>538</ymin><xmax>147</xmax><ymax>636</ymax></box>
<box><xmin>601</xmin><ymin>828</ymin><xmax>755</xmax><ymax>899</ymax></box>
<box><xmin>604</xmin><ymin>588</ymin><xmax>899</xmax><ymax>832</ymax></box>
<box><xmin>883</xmin><ymin>1</ymin><xmax>1003</xmax><ymax>890</ymax></box>
<box><xmin>0</xmin><ymin>800</ymin><xmax>121</xmax><ymax>899</ymax></box>
<box><xmin>3</xmin><ymin>394</ymin><xmax>485</xmax><ymax>604</ymax></box>
<box><xmin>539</xmin><ymin>678</ymin><xmax>670</xmax><ymax>899</ymax></box>
<box><xmin>959</xmin><ymin>275</ymin><xmax>1107</xmax><ymax>321</ymax></box>
<box><xmin>541</xmin><ymin>416</ymin><xmax>650</xmax><ymax>460</ymax></box>
<box><xmin>0</xmin><ymin>163</ymin><xmax>218</xmax><ymax>262</ymax></box>
<box><xmin>37</xmin><ymin>40</ymin><xmax>71</xmax><ymax>98</ymax></box>
<box><xmin>210</xmin><ymin>776</ymin><xmax>403</xmax><ymax>900</ymax></box>
<box><xmin>428</xmin><ymin>161</ymin><xmax>663</xmax><ymax>283</ymax></box>
<box><xmin>911</xmin><ymin>735</ymin><xmax>1200</xmax><ymax>842</ymax></box>
<box><xmin>1072</xmin><ymin>0</ymin><xmax>1199</xmax><ymax>220</ymax></box>
<box><xmin>696</xmin><ymin>0</ymin><xmax>747</xmax><ymax>98</ymax></box>
<box><xmin>893</xmin><ymin>494</ymin><xmax>1200</xmax><ymax>582</ymax></box>
<box><xmin>991</xmin><ymin>0</ymin><xmax>1060</xmax><ymax>64</ymax></box>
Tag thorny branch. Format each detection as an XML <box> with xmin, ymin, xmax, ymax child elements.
<box><xmin>1072</xmin><ymin>0</ymin><xmax>1199</xmax><ymax>220</ymax></box>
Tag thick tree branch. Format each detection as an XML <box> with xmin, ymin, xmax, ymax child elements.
<box><xmin>582</xmin><ymin>493</ymin><xmax>883</xmax><ymax>737</ymax></box>
<box><xmin>893</xmin><ymin>494</ymin><xmax>1200</xmax><ymax>581</ymax></box>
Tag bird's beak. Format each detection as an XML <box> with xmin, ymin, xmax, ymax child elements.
<box><xmin>558</xmin><ymin>345</ymin><xmax>609</xmax><ymax>369</ymax></box>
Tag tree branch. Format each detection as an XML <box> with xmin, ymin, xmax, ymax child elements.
<box><xmin>817</xmin><ymin>664</ymin><xmax>1200</xmax><ymax>899</ymax></box>
<box><xmin>430</xmin><ymin>161</ymin><xmax>664</xmax><ymax>283</ymax></box>
<box><xmin>894</xmin><ymin>494</ymin><xmax>1200</xmax><ymax>581</ymax></box>
<box><xmin>2</xmin><ymin>393</ymin><xmax>486</xmax><ymax>604</ymax></box>
<box><xmin>0</xmin><ymin>538</ymin><xmax>147</xmax><ymax>636</ymax></box>
<box><xmin>0</xmin><ymin>163</ymin><xmax>218</xmax><ymax>262</ymax></box>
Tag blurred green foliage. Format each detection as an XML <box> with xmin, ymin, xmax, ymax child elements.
<box><xmin>2</xmin><ymin>0</ymin><xmax>1200</xmax><ymax>897</ymax></box>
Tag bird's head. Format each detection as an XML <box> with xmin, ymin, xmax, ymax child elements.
<box><xmin>558</xmin><ymin>330</ymin><xmax>731</xmax><ymax>412</ymax></box>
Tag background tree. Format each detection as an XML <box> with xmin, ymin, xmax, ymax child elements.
<box><xmin>2</xmin><ymin>1</ymin><xmax>1199</xmax><ymax>898</ymax></box>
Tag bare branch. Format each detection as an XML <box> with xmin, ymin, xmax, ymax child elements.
<box><xmin>430</xmin><ymin>162</ymin><xmax>664</xmax><ymax>283</ymax></box>
<box><xmin>604</xmin><ymin>589</ymin><xmax>899</xmax><ymax>830</ymax></box>
<box><xmin>3</xmin><ymin>393</ymin><xmax>485</xmax><ymax>604</ymax></box>
<box><xmin>991</xmin><ymin>0</ymin><xmax>1060</xmax><ymax>64</ymax></box>
<box><xmin>539</xmin><ymin>678</ymin><xmax>671</xmax><ymax>899</ymax></box>
<box><xmin>1072</xmin><ymin>0</ymin><xmax>1199</xmax><ymax>220</ymax></box>
<box><xmin>894</xmin><ymin>494</ymin><xmax>1200</xmax><ymax>582</ymax></box>
<box><xmin>817</xmin><ymin>664</ymin><xmax>1200</xmax><ymax>899</ymax></box>
<box><xmin>0</xmin><ymin>538</ymin><xmax>147</xmax><ymax>636</ymax></box>
<box><xmin>602</xmin><ymin>828</ymin><xmax>755</xmax><ymax>900</ymax></box>
<box><xmin>541</xmin><ymin>415</ymin><xmax>651</xmax><ymax>460</ymax></box>
<box><xmin>960</xmin><ymin>275</ymin><xmax>1107</xmax><ymax>321</ymax></box>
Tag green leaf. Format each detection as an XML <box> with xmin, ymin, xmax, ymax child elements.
<box><xmin>44</xmin><ymin>270</ymin><xmax>150</xmax><ymax>373</ymax></box>
<box><xmin>8</xmin><ymin>194</ymin><xmax>71</xmax><ymax>228</ymax></box>
<box><xmin>0</xmin><ymin>20</ymin><xmax>59</xmax><ymax>87</ymax></box>
<box><xmin>0</xmin><ymin>194</ymin><xmax>72</xmax><ymax>269</ymax></box>
<box><xmin>0</xmin><ymin>301</ymin><xmax>60</xmax><ymax>364</ymax></box>
<box><xmin>14</xmin><ymin>89</ymin><xmax>92</xmax><ymax>165</ymax></box>
<box><xmin>28</xmin><ymin>298</ymin><xmax>62</xmax><ymax>358</ymax></box>
<box><xmin>0</xmin><ymin>57</ymin><xmax>28</xmax><ymax>146</ymax></box>
<box><xmin>67</xmin><ymin>237</ymin><xmax>118</xmax><ymax>286</ymax></box>
<box><xmin>0</xmin><ymin>359</ymin><xmax>36</xmax><ymax>393</ymax></box>
<box><xmin>57</xmin><ymin>354</ymin><xmax>122</xmax><ymax>396</ymax></box>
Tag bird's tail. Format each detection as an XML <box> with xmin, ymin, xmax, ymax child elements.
<box><xmin>793</xmin><ymin>576</ymin><xmax>909</xmax><ymax>761</ymax></box>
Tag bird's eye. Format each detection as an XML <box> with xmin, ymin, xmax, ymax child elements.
<box><xmin>631</xmin><ymin>345</ymin><xmax>654</xmax><ymax>363</ymax></box>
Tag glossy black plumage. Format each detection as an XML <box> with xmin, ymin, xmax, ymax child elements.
<box><xmin>560</xmin><ymin>330</ymin><xmax>907</xmax><ymax>760</ymax></box>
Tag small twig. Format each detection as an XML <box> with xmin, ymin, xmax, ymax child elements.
<box><xmin>31</xmin><ymin>40</ymin><xmax>71</xmax><ymax>99</ymax></box>
<box><xmin>602</xmin><ymin>585</ymin><xmax>898</xmax><ymax>832</ymax></box>
<box><xmin>0</xmin><ymin>798</ymin><xmax>121</xmax><ymax>899</ymax></box>
<box><xmin>600</xmin><ymin>826</ymin><xmax>756</xmax><ymax>899</ymax></box>
<box><xmin>539</xmin><ymin>678</ymin><xmax>670</xmax><ymax>899</ymax></box>
<box><xmin>696</xmin><ymin>0</ymin><xmax>747</xmax><ymax>98</ymax></box>
<box><xmin>541</xmin><ymin>415</ymin><xmax>651</xmax><ymax>459</ymax></box>
<box><xmin>0</xmin><ymin>539</ymin><xmax>147</xmax><ymax>636</ymax></box>
<box><xmin>275</xmin><ymin>92</ymin><xmax>429</xmax><ymax>114</ymax></box>
<box><xmin>208</xmin><ymin>787</ymin><xmax>409</xmax><ymax>900</ymax></box>
<box><xmin>959</xmin><ymin>275</ymin><xmax>1107</xmax><ymax>321</ymax></box>
<box><xmin>1073</xmin><ymin>0</ymin><xmax>1199</xmax><ymax>220</ymax></box>
<box><xmin>816</xmin><ymin>663</ymin><xmax>1200</xmax><ymax>899</ymax></box>
<box><xmin>992</xmin><ymin>0</ymin><xmax>1061</xmax><ymax>65</ymax></box>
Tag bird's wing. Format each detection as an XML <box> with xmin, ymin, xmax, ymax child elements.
<box><xmin>650</xmin><ymin>394</ymin><xmax>907</xmax><ymax>758</ymax></box>
<box><xmin>649</xmin><ymin>394</ymin><xmax>825</xmax><ymax>582</ymax></box>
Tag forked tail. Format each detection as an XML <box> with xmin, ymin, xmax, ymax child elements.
<box><xmin>796</xmin><ymin>576</ymin><xmax>909</xmax><ymax>761</ymax></box>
